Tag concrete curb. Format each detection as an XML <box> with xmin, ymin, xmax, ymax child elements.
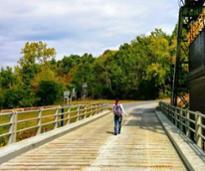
<box><xmin>0</xmin><ymin>110</ymin><xmax>110</xmax><ymax>165</ymax></box>
<box><xmin>155</xmin><ymin>110</ymin><xmax>205</xmax><ymax>171</ymax></box>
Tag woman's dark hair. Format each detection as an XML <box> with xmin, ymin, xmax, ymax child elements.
<box><xmin>115</xmin><ymin>99</ymin><xmax>119</xmax><ymax>105</ymax></box>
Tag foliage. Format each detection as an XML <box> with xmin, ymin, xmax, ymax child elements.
<box><xmin>36</xmin><ymin>80</ymin><xmax>63</xmax><ymax>106</ymax></box>
<box><xmin>0</xmin><ymin>28</ymin><xmax>178</xmax><ymax>109</ymax></box>
<box><xmin>19</xmin><ymin>41</ymin><xmax>56</xmax><ymax>66</ymax></box>
<box><xmin>31</xmin><ymin>65</ymin><xmax>59</xmax><ymax>89</ymax></box>
<box><xmin>0</xmin><ymin>67</ymin><xmax>16</xmax><ymax>89</ymax></box>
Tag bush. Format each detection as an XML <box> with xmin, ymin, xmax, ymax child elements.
<box><xmin>36</xmin><ymin>80</ymin><xmax>63</xmax><ymax>105</ymax></box>
<box><xmin>3</xmin><ymin>88</ymin><xmax>23</xmax><ymax>108</ymax></box>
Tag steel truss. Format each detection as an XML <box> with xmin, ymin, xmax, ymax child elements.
<box><xmin>171</xmin><ymin>0</ymin><xmax>205</xmax><ymax>107</ymax></box>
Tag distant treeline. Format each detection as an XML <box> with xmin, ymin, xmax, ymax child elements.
<box><xmin>0</xmin><ymin>28</ymin><xmax>178</xmax><ymax>109</ymax></box>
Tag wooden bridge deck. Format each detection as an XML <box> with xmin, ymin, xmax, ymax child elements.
<box><xmin>0</xmin><ymin>106</ymin><xmax>186</xmax><ymax>170</ymax></box>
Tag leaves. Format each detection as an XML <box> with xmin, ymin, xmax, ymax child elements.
<box><xmin>0</xmin><ymin>28</ymin><xmax>179</xmax><ymax>108</ymax></box>
<box><xmin>19</xmin><ymin>41</ymin><xmax>56</xmax><ymax>67</ymax></box>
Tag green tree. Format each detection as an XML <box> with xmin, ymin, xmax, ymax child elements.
<box><xmin>16</xmin><ymin>41</ymin><xmax>57</xmax><ymax>107</ymax></box>
<box><xmin>0</xmin><ymin>27</ymin><xmax>177</xmax><ymax>109</ymax></box>
<box><xmin>57</xmin><ymin>55</ymin><xmax>81</xmax><ymax>75</ymax></box>
<box><xmin>0</xmin><ymin>67</ymin><xmax>16</xmax><ymax>89</ymax></box>
<box><xmin>3</xmin><ymin>87</ymin><xmax>23</xmax><ymax>108</ymax></box>
<box><xmin>69</xmin><ymin>53</ymin><xmax>95</xmax><ymax>98</ymax></box>
<box><xmin>19</xmin><ymin>41</ymin><xmax>56</xmax><ymax>66</ymax></box>
<box><xmin>36</xmin><ymin>80</ymin><xmax>63</xmax><ymax>105</ymax></box>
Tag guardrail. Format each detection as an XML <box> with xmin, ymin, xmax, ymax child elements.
<box><xmin>0</xmin><ymin>103</ymin><xmax>108</xmax><ymax>147</ymax></box>
<box><xmin>159</xmin><ymin>102</ymin><xmax>205</xmax><ymax>151</ymax></box>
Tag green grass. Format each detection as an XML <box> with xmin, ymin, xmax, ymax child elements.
<box><xmin>0</xmin><ymin>103</ymin><xmax>106</xmax><ymax>147</ymax></box>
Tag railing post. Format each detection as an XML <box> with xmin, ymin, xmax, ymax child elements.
<box><xmin>170</xmin><ymin>106</ymin><xmax>173</xmax><ymax>122</ymax></box>
<box><xmin>87</xmin><ymin>104</ymin><xmax>91</xmax><ymax>117</ymax></box>
<box><xmin>99</xmin><ymin>104</ymin><xmax>102</xmax><ymax>113</ymax></box>
<box><xmin>166</xmin><ymin>105</ymin><xmax>169</xmax><ymax>119</ymax></box>
<box><xmin>90</xmin><ymin>104</ymin><xmax>92</xmax><ymax>115</ymax></box>
<box><xmin>196</xmin><ymin>112</ymin><xmax>203</xmax><ymax>149</ymax></box>
<box><xmin>100</xmin><ymin>104</ymin><xmax>102</xmax><ymax>112</ymax></box>
<box><xmin>77</xmin><ymin>105</ymin><xmax>80</xmax><ymax>121</ymax></box>
<box><xmin>87</xmin><ymin>104</ymin><xmax>89</xmax><ymax>116</ymax></box>
<box><xmin>9</xmin><ymin>111</ymin><xmax>17</xmax><ymax>144</ymax></box>
<box><xmin>54</xmin><ymin>106</ymin><xmax>59</xmax><ymax>129</ymax></box>
<box><xmin>81</xmin><ymin>103</ymin><xmax>88</xmax><ymax>119</ymax></box>
<box><xmin>67</xmin><ymin>107</ymin><xmax>71</xmax><ymax>124</ymax></box>
<box><xmin>60</xmin><ymin>106</ymin><xmax>64</xmax><ymax>127</ymax></box>
<box><xmin>185</xmin><ymin>110</ymin><xmax>190</xmax><ymax>138</ymax></box>
<box><xmin>95</xmin><ymin>104</ymin><xmax>98</xmax><ymax>115</ymax></box>
<box><xmin>37</xmin><ymin>108</ymin><xmax>42</xmax><ymax>134</ymax></box>
<box><xmin>174</xmin><ymin>108</ymin><xmax>178</xmax><ymax>126</ymax></box>
<box><xmin>97</xmin><ymin>104</ymin><xmax>100</xmax><ymax>114</ymax></box>
<box><xmin>179</xmin><ymin>109</ymin><xmax>183</xmax><ymax>132</ymax></box>
<box><xmin>84</xmin><ymin>105</ymin><xmax>86</xmax><ymax>118</ymax></box>
<box><xmin>93</xmin><ymin>104</ymin><xmax>96</xmax><ymax>115</ymax></box>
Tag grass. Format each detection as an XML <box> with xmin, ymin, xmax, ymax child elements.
<box><xmin>0</xmin><ymin>102</ymin><xmax>107</xmax><ymax>147</ymax></box>
<box><xmin>0</xmin><ymin>99</ymin><xmax>138</xmax><ymax>147</ymax></box>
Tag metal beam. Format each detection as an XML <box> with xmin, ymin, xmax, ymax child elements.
<box><xmin>171</xmin><ymin>3</ymin><xmax>205</xmax><ymax>107</ymax></box>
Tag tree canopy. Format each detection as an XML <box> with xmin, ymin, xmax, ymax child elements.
<box><xmin>0</xmin><ymin>28</ymin><xmax>177</xmax><ymax>109</ymax></box>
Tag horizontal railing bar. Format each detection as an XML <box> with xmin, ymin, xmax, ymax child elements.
<box><xmin>179</xmin><ymin>121</ymin><xmax>187</xmax><ymax>127</ymax></box>
<box><xmin>17</xmin><ymin>117</ymin><xmax>39</xmax><ymax>124</ymax></box>
<box><xmin>0</xmin><ymin>103</ymin><xmax>108</xmax><ymax>147</ymax></box>
<box><xmin>0</xmin><ymin>122</ymin><xmax>12</xmax><ymax>127</ymax></box>
<box><xmin>200</xmin><ymin>134</ymin><xmax>205</xmax><ymax>141</ymax></box>
<box><xmin>40</xmin><ymin>114</ymin><xmax>56</xmax><ymax>119</ymax></box>
<box><xmin>40</xmin><ymin>106</ymin><xmax>61</xmax><ymax>111</ymax></box>
<box><xmin>16</xmin><ymin>110</ymin><xmax>40</xmax><ymax>114</ymax></box>
<box><xmin>0</xmin><ymin>113</ymin><xmax>13</xmax><ymax>116</ymax></box>
<box><xmin>188</xmin><ymin>119</ymin><xmax>196</xmax><ymax>124</ymax></box>
<box><xmin>15</xmin><ymin>106</ymin><xmax>72</xmax><ymax>115</ymax></box>
<box><xmin>16</xmin><ymin>125</ymin><xmax>38</xmax><ymax>133</ymax></box>
<box><xmin>0</xmin><ymin>132</ymin><xmax>11</xmax><ymax>138</ymax></box>
<box><xmin>199</xmin><ymin>113</ymin><xmax>205</xmax><ymax>119</ymax></box>
<box><xmin>69</xmin><ymin>116</ymin><xmax>78</xmax><ymax>119</ymax></box>
<box><xmin>200</xmin><ymin>124</ymin><xmax>205</xmax><ymax>129</ymax></box>
<box><xmin>41</xmin><ymin>121</ymin><xmax>56</xmax><ymax>127</ymax></box>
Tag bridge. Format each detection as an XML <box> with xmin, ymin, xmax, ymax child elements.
<box><xmin>0</xmin><ymin>101</ymin><xmax>205</xmax><ymax>170</ymax></box>
<box><xmin>2</xmin><ymin>0</ymin><xmax>205</xmax><ymax>170</ymax></box>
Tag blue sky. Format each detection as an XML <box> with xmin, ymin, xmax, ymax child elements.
<box><xmin>0</xmin><ymin>0</ymin><xmax>179</xmax><ymax>67</ymax></box>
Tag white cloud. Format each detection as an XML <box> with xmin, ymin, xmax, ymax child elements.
<box><xmin>0</xmin><ymin>0</ymin><xmax>179</xmax><ymax>67</ymax></box>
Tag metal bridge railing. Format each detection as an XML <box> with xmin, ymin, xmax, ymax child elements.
<box><xmin>0</xmin><ymin>103</ymin><xmax>108</xmax><ymax>147</ymax></box>
<box><xmin>159</xmin><ymin>102</ymin><xmax>205</xmax><ymax>151</ymax></box>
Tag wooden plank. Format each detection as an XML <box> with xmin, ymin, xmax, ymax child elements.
<box><xmin>0</xmin><ymin>106</ymin><xmax>187</xmax><ymax>171</ymax></box>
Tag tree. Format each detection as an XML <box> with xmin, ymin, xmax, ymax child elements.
<box><xmin>0</xmin><ymin>67</ymin><xmax>16</xmax><ymax>89</ymax></box>
<box><xmin>17</xmin><ymin>41</ymin><xmax>56</xmax><ymax>84</ymax></box>
<box><xmin>0</xmin><ymin>27</ymin><xmax>176</xmax><ymax>109</ymax></box>
<box><xmin>31</xmin><ymin>65</ymin><xmax>59</xmax><ymax>89</ymax></box>
<box><xmin>57</xmin><ymin>55</ymin><xmax>81</xmax><ymax>75</ymax></box>
<box><xmin>19</xmin><ymin>41</ymin><xmax>56</xmax><ymax>66</ymax></box>
<box><xmin>36</xmin><ymin>80</ymin><xmax>63</xmax><ymax>105</ymax></box>
<box><xmin>15</xmin><ymin>42</ymin><xmax>57</xmax><ymax>107</ymax></box>
<box><xmin>69</xmin><ymin>53</ymin><xmax>95</xmax><ymax>98</ymax></box>
<box><xmin>3</xmin><ymin>87</ymin><xmax>23</xmax><ymax>108</ymax></box>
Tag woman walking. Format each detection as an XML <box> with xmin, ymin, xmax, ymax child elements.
<box><xmin>112</xmin><ymin>99</ymin><xmax>125</xmax><ymax>135</ymax></box>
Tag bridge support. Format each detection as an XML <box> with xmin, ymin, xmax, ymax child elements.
<box><xmin>171</xmin><ymin>1</ymin><xmax>205</xmax><ymax>108</ymax></box>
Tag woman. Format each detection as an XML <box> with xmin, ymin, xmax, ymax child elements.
<box><xmin>112</xmin><ymin>99</ymin><xmax>125</xmax><ymax>135</ymax></box>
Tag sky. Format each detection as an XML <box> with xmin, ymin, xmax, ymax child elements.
<box><xmin>0</xmin><ymin>0</ymin><xmax>179</xmax><ymax>67</ymax></box>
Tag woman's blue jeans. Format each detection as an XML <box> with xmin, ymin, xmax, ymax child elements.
<box><xmin>114</xmin><ymin>115</ymin><xmax>122</xmax><ymax>135</ymax></box>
